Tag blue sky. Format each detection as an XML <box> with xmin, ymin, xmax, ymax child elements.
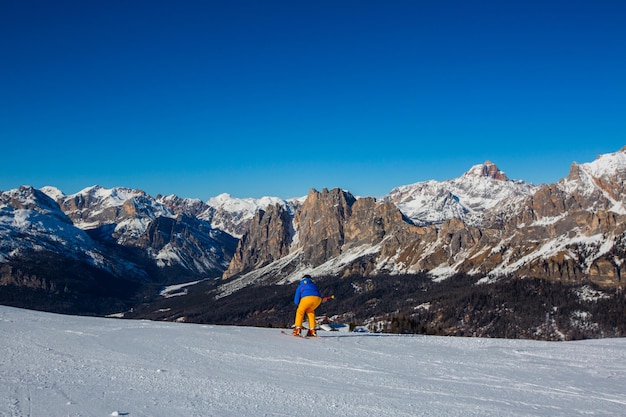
<box><xmin>1</xmin><ymin>1</ymin><xmax>625</xmax><ymax>200</ymax></box>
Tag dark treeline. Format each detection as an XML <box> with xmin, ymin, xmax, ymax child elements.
<box><xmin>5</xmin><ymin>251</ymin><xmax>624</xmax><ymax>341</ymax></box>
<box><xmin>130</xmin><ymin>272</ymin><xmax>626</xmax><ymax>341</ymax></box>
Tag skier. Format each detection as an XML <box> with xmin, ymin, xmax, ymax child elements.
<box><xmin>292</xmin><ymin>275</ymin><xmax>322</xmax><ymax>337</ymax></box>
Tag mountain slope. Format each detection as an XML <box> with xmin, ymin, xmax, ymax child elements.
<box><xmin>0</xmin><ymin>187</ymin><xmax>147</xmax><ymax>314</ymax></box>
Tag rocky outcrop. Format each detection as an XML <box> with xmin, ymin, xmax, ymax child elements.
<box><xmin>137</xmin><ymin>214</ymin><xmax>238</xmax><ymax>276</ymax></box>
<box><xmin>463</xmin><ymin>160</ymin><xmax>509</xmax><ymax>181</ymax></box>
<box><xmin>294</xmin><ymin>188</ymin><xmax>355</xmax><ymax>265</ymax></box>
<box><xmin>223</xmin><ymin>204</ymin><xmax>293</xmax><ymax>278</ymax></box>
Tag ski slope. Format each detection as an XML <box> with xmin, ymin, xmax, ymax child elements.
<box><xmin>1</xmin><ymin>306</ymin><xmax>625</xmax><ymax>417</ymax></box>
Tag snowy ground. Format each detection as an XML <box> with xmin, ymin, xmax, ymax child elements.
<box><xmin>1</xmin><ymin>306</ymin><xmax>625</xmax><ymax>417</ymax></box>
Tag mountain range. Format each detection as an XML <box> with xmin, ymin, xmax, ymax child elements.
<box><xmin>1</xmin><ymin>147</ymin><xmax>625</xmax><ymax>335</ymax></box>
<box><xmin>222</xmin><ymin>148</ymin><xmax>626</xmax><ymax>290</ymax></box>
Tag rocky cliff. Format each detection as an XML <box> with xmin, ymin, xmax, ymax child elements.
<box><xmin>221</xmin><ymin>187</ymin><xmax>417</xmax><ymax>282</ymax></box>
<box><xmin>223</xmin><ymin>203</ymin><xmax>293</xmax><ymax>278</ymax></box>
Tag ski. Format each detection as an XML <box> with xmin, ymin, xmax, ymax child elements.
<box><xmin>281</xmin><ymin>330</ymin><xmax>313</xmax><ymax>339</ymax></box>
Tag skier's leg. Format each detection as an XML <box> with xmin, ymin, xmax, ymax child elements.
<box><xmin>306</xmin><ymin>310</ymin><xmax>316</xmax><ymax>330</ymax></box>
<box><xmin>295</xmin><ymin>302</ymin><xmax>307</xmax><ymax>328</ymax></box>
<box><xmin>305</xmin><ymin>296</ymin><xmax>322</xmax><ymax>330</ymax></box>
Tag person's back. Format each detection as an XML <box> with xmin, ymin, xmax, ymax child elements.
<box><xmin>294</xmin><ymin>276</ymin><xmax>321</xmax><ymax>304</ymax></box>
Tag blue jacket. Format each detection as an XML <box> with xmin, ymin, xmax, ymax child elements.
<box><xmin>294</xmin><ymin>276</ymin><xmax>322</xmax><ymax>305</ymax></box>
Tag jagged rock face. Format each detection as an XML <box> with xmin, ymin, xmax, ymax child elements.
<box><xmin>156</xmin><ymin>194</ymin><xmax>210</xmax><ymax>218</ymax></box>
<box><xmin>344</xmin><ymin>198</ymin><xmax>396</xmax><ymax>246</ymax></box>
<box><xmin>293</xmin><ymin>189</ymin><xmax>418</xmax><ymax>268</ymax></box>
<box><xmin>137</xmin><ymin>214</ymin><xmax>237</xmax><ymax>275</ymax></box>
<box><xmin>223</xmin><ymin>188</ymin><xmax>420</xmax><ymax>279</ymax></box>
<box><xmin>223</xmin><ymin>204</ymin><xmax>293</xmax><ymax>278</ymax></box>
<box><xmin>294</xmin><ymin>188</ymin><xmax>356</xmax><ymax>265</ymax></box>
<box><xmin>463</xmin><ymin>160</ymin><xmax>509</xmax><ymax>181</ymax></box>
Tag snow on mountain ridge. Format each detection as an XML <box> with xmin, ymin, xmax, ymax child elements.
<box><xmin>61</xmin><ymin>185</ymin><xmax>175</xmax><ymax>231</ymax></box>
<box><xmin>159</xmin><ymin>194</ymin><xmax>203</xmax><ymax>205</ymax></box>
<box><xmin>207</xmin><ymin>193</ymin><xmax>287</xmax><ymax>217</ymax></box>
<box><xmin>584</xmin><ymin>146</ymin><xmax>626</xmax><ymax>179</ymax></box>
<box><xmin>559</xmin><ymin>147</ymin><xmax>626</xmax><ymax>213</ymax></box>
<box><xmin>205</xmin><ymin>193</ymin><xmax>298</xmax><ymax>238</ymax></box>
<box><xmin>385</xmin><ymin>161</ymin><xmax>534</xmax><ymax>226</ymax></box>
<box><xmin>39</xmin><ymin>186</ymin><xmax>65</xmax><ymax>201</ymax></box>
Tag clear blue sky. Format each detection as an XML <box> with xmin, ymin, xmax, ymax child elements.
<box><xmin>1</xmin><ymin>1</ymin><xmax>625</xmax><ymax>199</ymax></box>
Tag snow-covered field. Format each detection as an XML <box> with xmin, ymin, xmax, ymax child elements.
<box><xmin>1</xmin><ymin>306</ymin><xmax>625</xmax><ymax>417</ymax></box>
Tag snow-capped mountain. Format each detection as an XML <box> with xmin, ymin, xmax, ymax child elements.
<box><xmin>0</xmin><ymin>187</ymin><xmax>98</xmax><ymax>264</ymax></box>
<box><xmin>58</xmin><ymin>185</ymin><xmax>173</xmax><ymax>234</ymax></box>
<box><xmin>0</xmin><ymin>186</ymin><xmax>151</xmax><ymax>307</ymax></box>
<box><xmin>385</xmin><ymin>161</ymin><xmax>535</xmax><ymax>226</ymax></box>
<box><xmin>1</xmin><ymin>183</ymin><xmax>293</xmax><ymax>313</ymax></box>
<box><xmin>155</xmin><ymin>192</ymin><xmax>298</xmax><ymax>238</ymax></box>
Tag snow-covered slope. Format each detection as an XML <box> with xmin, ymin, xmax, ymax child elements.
<box><xmin>560</xmin><ymin>149</ymin><xmax>626</xmax><ymax>213</ymax></box>
<box><xmin>207</xmin><ymin>193</ymin><xmax>287</xmax><ymax>214</ymax></box>
<box><xmin>1</xmin><ymin>306</ymin><xmax>625</xmax><ymax>417</ymax></box>
<box><xmin>0</xmin><ymin>187</ymin><xmax>100</xmax><ymax>265</ymax></box>
<box><xmin>582</xmin><ymin>146</ymin><xmax>626</xmax><ymax>181</ymax></box>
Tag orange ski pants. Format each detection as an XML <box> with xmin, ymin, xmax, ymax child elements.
<box><xmin>295</xmin><ymin>295</ymin><xmax>322</xmax><ymax>329</ymax></box>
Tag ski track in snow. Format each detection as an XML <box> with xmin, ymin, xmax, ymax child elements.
<box><xmin>1</xmin><ymin>306</ymin><xmax>625</xmax><ymax>417</ymax></box>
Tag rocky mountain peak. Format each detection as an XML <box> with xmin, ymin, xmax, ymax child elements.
<box><xmin>463</xmin><ymin>161</ymin><xmax>508</xmax><ymax>181</ymax></box>
<box><xmin>293</xmin><ymin>188</ymin><xmax>357</xmax><ymax>265</ymax></box>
